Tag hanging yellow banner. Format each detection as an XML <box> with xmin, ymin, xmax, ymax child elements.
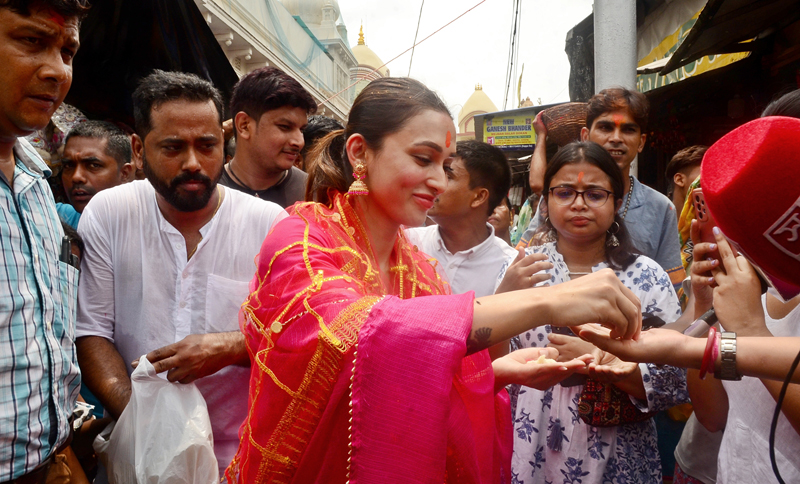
<box><xmin>637</xmin><ymin>10</ymin><xmax>750</xmax><ymax>93</ymax></box>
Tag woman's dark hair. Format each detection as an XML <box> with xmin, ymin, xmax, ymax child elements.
<box><xmin>306</xmin><ymin>77</ymin><xmax>451</xmax><ymax>204</ymax></box>
<box><xmin>537</xmin><ymin>141</ymin><xmax>639</xmax><ymax>270</ymax></box>
<box><xmin>762</xmin><ymin>89</ymin><xmax>800</xmax><ymax>118</ymax></box>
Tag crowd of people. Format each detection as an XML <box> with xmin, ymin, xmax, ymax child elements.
<box><xmin>1</xmin><ymin>1</ymin><xmax>799</xmax><ymax>484</ymax></box>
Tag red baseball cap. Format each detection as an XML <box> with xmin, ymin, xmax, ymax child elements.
<box><xmin>702</xmin><ymin>116</ymin><xmax>800</xmax><ymax>299</ymax></box>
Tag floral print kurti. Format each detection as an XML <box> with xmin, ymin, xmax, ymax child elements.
<box><xmin>496</xmin><ymin>242</ymin><xmax>689</xmax><ymax>484</ymax></box>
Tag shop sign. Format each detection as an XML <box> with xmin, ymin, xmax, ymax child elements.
<box><xmin>484</xmin><ymin>115</ymin><xmax>536</xmax><ymax>150</ymax></box>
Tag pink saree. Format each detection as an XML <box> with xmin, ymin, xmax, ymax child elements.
<box><xmin>225</xmin><ymin>193</ymin><xmax>511</xmax><ymax>483</ymax></box>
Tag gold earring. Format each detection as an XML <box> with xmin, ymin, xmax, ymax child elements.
<box><xmin>348</xmin><ymin>161</ymin><xmax>369</xmax><ymax>196</ymax></box>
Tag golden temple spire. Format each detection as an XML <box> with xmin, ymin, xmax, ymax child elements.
<box><xmin>358</xmin><ymin>24</ymin><xmax>365</xmax><ymax>45</ymax></box>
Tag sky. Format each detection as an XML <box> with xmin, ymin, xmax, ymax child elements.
<box><xmin>338</xmin><ymin>0</ymin><xmax>594</xmax><ymax>120</ymax></box>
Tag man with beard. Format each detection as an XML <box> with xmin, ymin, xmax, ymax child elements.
<box><xmin>74</xmin><ymin>70</ymin><xmax>287</xmax><ymax>475</ymax></box>
<box><xmin>219</xmin><ymin>66</ymin><xmax>316</xmax><ymax>207</ymax></box>
<box><xmin>57</xmin><ymin>120</ymin><xmax>133</xmax><ymax>228</ymax></box>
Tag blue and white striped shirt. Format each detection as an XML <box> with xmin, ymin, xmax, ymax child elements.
<box><xmin>0</xmin><ymin>138</ymin><xmax>81</xmax><ymax>480</ymax></box>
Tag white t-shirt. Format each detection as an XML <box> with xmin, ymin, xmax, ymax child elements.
<box><xmin>76</xmin><ymin>180</ymin><xmax>287</xmax><ymax>472</ymax></box>
<box><xmin>404</xmin><ymin>223</ymin><xmax>517</xmax><ymax>297</ymax></box>
<box><xmin>717</xmin><ymin>294</ymin><xmax>800</xmax><ymax>483</ymax></box>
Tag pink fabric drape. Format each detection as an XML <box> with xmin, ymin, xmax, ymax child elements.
<box><xmin>352</xmin><ymin>294</ymin><xmax>512</xmax><ymax>483</ymax></box>
<box><xmin>226</xmin><ymin>194</ymin><xmax>511</xmax><ymax>483</ymax></box>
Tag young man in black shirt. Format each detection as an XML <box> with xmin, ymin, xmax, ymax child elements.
<box><xmin>220</xmin><ymin>67</ymin><xmax>317</xmax><ymax>207</ymax></box>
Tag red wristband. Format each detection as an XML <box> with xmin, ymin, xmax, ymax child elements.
<box><xmin>699</xmin><ymin>326</ymin><xmax>718</xmax><ymax>380</ymax></box>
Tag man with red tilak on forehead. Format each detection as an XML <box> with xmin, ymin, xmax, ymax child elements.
<box><xmin>526</xmin><ymin>88</ymin><xmax>684</xmax><ymax>290</ymax></box>
<box><xmin>0</xmin><ymin>0</ymin><xmax>89</xmax><ymax>481</ymax></box>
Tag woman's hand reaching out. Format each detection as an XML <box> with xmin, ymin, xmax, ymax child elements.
<box><xmin>548</xmin><ymin>332</ymin><xmax>638</xmax><ymax>383</ymax></box>
<box><xmin>492</xmin><ymin>347</ymin><xmax>593</xmax><ymax>392</ymax></box>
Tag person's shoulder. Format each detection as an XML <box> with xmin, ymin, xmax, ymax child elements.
<box><xmin>14</xmin><ymin>137</ymin><xmax>51</xmax><ymax>177</ymax></box>
<box><xmin>290</xmin><ymin>166</ymin><xmax>308</xmax><ymax>181</ymax></box>
<box><xmin>404</xmin><ymin>225</ymin><xmax>439</xmax><ymax>253</ymax></box>
<box><xmin>638</xmin><ymin>181</ymin><xmax>674</xmax><ymax>209</ymax></box>
<box><xmin>83</xmin><ymin>180</ymin><xmax>150</xmax><ymax>217</ymax></box>
<box><xmin>489</xmin><ymin>232</ymin><xmax>518</xmax><ymax>258</ymax></box>
<box><xmin>222</xmin><ymin>186</ymin><xmax>288</xmax><ymax>230</ymax></box>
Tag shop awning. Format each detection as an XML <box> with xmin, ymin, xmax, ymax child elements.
<box><xmin>66</xmin><ymin>0</ymin><xmax>239</xmax><ymax>126</ymax></box>
<box><xmin>659</xmin><ymin>0</ymin><xmax>800</xmax><ymax>74</ymax></box>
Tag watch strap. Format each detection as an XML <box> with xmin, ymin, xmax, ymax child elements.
<box><xmin>716</xmin><ymin>331</ymin><xmax>742</xmax><ymax>381</ymax></box>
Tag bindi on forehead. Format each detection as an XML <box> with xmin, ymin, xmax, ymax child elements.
<box><xmin>577</xmin><ymin>171</ymin><xmax>584</xmax><ymax>183</ymax></box>
<box><xmin>445</xmin><ymin>130</ymin><xmax>451</xmax><ymax>148</ymax></box>
<box><xmin>612</xmin><ymin>114</ymin><xmax>625</xmax><ymax>127</ymax></box>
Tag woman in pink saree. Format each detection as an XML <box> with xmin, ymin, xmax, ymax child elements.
<box><xmin>225</xmin><ymin>78</ymin><xmax>642</xmax><ymax>484</ymax></box>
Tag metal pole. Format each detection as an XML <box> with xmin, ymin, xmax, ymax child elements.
<box><xmin>594</xmin><ymin>0</ymin><xmax>638</xmax><ymax>175</ymax></box>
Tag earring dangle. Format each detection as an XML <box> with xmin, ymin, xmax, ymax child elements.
<box><xmin>544</xmin><ymin>216</ymin><xmax>557</xmax><ymax>242</ymax></box>
<box><xmin>606</xmin><ymin>221</ymin><xmax>620</xmax><ymax>247</ymax></box>
<box><xmin>348</xmin><ymin>161</ymin><xmax>369</xmax><ymax>196</ymax></box>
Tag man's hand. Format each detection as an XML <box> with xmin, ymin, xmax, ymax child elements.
<box><xmin>533</xmin><ymin>111</ymin><xmax>547</xmax><ymax>142</ymax></box>
<box><xmin>546</xmin><ymin>269</ymin><xmax>642</xmax><ymax>340</ymax></box>
<box><xmin>492</xmin><ymin>347</ymin><xmax>593</xmax><ymax>391</ymax></box>
<box><xmin>132</xmin><ymin>331</ymin><xmax>248</xmax><ymax>384</ymax></box>
<box><xmin>495</xmin><ymin>249</ymin><xmax>553</xmax><ymax>293</ymax></box>
<box><xmin>710</xmin><ymin>228</ymin><xmax>769</xmax><ymax>336</ymax></box>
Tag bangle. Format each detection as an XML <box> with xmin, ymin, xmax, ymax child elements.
<box><xmin>699</xmin><ymin>326</ymin><xmax>718</xmax><ymax>380</ymax></box>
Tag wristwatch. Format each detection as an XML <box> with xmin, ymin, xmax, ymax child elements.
<box><xmin>716</xmin><ymin>331</ymin><xmax>742</xmax><ymax>381</ymax></box>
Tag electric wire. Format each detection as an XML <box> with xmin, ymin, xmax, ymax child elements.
<box><xmin>408</xmin><ymin>0</ymin><xmax>426</xmax><ymax>75</ymax></box>
<box><xmin>769</xmin><ymin>345</ymin><xmax>800</xmax><ymax>484</ymax></box>
<box><xmin>503</xmin><ymin>0</ymin><xmax>522</xmax><ymax>109</ymax></box>
<box><xmin>318</xmin><ymin>0</ymin><xmax>488</xmax><ymax>109</ymax></box>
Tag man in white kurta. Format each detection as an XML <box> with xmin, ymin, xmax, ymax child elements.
<box><xmin>76</xmin><ymin>180</ymin><xmax>285</xmax><ymax>470</ymax></box>
<box><xmin>74</xmin><ymin>70</ymin><xmax>286</xmax><ymax>475</ymax></box>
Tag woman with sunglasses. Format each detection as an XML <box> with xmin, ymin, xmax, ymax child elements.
<box><xmin>496</xmin><ymin>141</ymin><xmax>688</xmax><ymax>484</ymax></box>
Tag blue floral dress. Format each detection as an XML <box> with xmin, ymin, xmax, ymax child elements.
<box><xmin>496</xmin><ymin>242</ymin><xmax>688</xmax><ymax>484</ymax></box>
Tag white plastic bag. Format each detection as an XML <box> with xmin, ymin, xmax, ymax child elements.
<box><xmin>94</xmin><ymin>355</ymin><xmax>219</xmax><ymax>484</ymax></box>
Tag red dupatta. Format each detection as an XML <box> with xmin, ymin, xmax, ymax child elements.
<box><xmin>226</xmin><ymin>192</ymin><xmax>511</xmax><ymax>483</ymax></box>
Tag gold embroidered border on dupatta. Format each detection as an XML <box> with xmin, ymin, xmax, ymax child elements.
<box><xmin>226</xmin><ymin>193</ymin><xmax>447</xmax><ymax>482</ymax></box>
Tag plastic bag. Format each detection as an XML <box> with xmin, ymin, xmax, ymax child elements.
<box><xmin>94</xmin><ymin>356</ymin><xmax>219</xmax><ymax>484</ymax></box>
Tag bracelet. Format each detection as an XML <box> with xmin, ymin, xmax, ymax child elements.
<box><xmin>715</xmin><ymin>331</ymin><xmax>743</xmax><ymax>381</ymax></box>
<box><xmin>699</xmin><ymin>326</ymin><xmax>718</xmax><ymax>380</ymax></box>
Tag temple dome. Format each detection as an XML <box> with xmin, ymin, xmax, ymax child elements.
<box><xmin>458</xmin><ymin>84</ymin><xmax>498</xmax><ymax>135</ymax></box>
<box><xmin>351</xmin><ymin>26</ymin><xmax>389</xmax><ymax>77</ymax></box>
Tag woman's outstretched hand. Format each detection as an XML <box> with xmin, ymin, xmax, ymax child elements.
<box><xmin>577</xmin><ymin>325</ymin><xmax>694</xmax><ymax>367</ymax></box>
<box><xmin>548</xmin><ymin>332</ymin><xmax>638</xmax><ymax>383</ymax></box>
<box><xmin>492</xmin><ymin>347</ymin><xmax>593</xmax><ymax>391</ymax></box>
<box><xmin>546</xmin><ymin>269</ymin><xmax>642</xmax><ymax>340</ymax></box>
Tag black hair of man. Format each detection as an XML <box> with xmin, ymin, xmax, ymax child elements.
<box><xmin>302</xmin><ymin>115</ymin><xmax>343</xmax><ymax>157</ymax></box>
<box><xmin>65</xmin><ymin>120</ymin><xmax>132</xmax><ymax>167</ymax></box>
<box><xmin>0</xmin><ymin>0</ymin><xmax>90</xmax><ymax>20</ymax></box>
<box><xmin>665</xmin><ymin>145</ymin><xmax>707</xmax><ymax>186</ymax></box>
<box><xmin>456</xmin><ymin>140</ymin><xmax>512</xmax><ymax>216</ymax></box>
<box><xmin>132</xmin><ymin>70</ymin><xmax>224</xmax><ymax>138</ymax></box>
<box><xmin>586</xmin><ymin>86</ymin><xmax>650</xmax><ymax>133</ymax></box>
<box><xmin>229</xmin><ymin>67</ymin><xmax>317</xmax><ymax>140</ymax></box>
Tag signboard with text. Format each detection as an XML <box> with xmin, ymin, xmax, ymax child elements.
<box><xmin>484</xmin><ymin>115</ymin><xmax>536</xmax><ymax>150</ymax></box>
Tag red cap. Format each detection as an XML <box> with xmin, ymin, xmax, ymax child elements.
<box><xmin>702</xmin><ymin>116</ymin><xmax>800</xmax><ymax>287</ymax></box>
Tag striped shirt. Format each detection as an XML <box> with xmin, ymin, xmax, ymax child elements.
<box><xmin>0</xmin><ymin>138</ymin><xmax>81</xmax><ymax>480</ymax></box>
